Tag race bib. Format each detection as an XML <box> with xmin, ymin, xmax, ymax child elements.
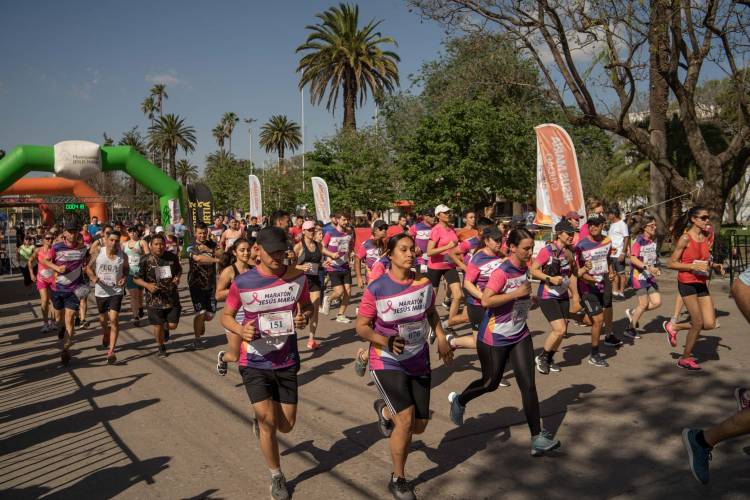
<box><xmin>419</xmin><ymin>263</ymin><xmax>427</xmax><ymax>274</ymax></box>
<box><xmin>40</xmin><ymin>268</ymin><xmax>54</xmax><ymax>279</ymax></box>
<box><xmin>693</xmin><ymin>260</ymin><xmax>710</xmax><ymax>277</ymax></box>
<box><xmin>155</xmin><ymin>265</ymin><xmax>172</xmax><ymax>280</ymax></box>
<box><xmin>251</xmin><ymin>231</ymin><xmax>258</xmax><ymax>238</ymax></box>
<box><xmin>258</xmin><ymin>310</ymin><xmax>294</xmax><ymax>337</ymax></box>
<box><xmin>641</xmin><ymin>246</ymin><xmax>657</xmax><ymax>266</ymax></box>
<box><xmin>128</xmin><ymin>254</ymin><xmax>140</xmax><ymax>268</ymax></box>
<box><xmin>305</xmin><ymin>262</ymin><xmax>319</xmax><ymax>275</ymax></box>
<box><xmin>511</xmin><ymin>298</ymin><xmax>532</xmax><ymax>324</ymax></box>
<box><xmin>99</xmin><ymin>270</ymin><xmax>116</xmax><ymax>286</ymax></box>
<box><xmin>398</xmin><ymin>319</ymin><xmax>427</xmax><ymax>345</ymax></box>
<box><xmin>585</xmin><ymin>247</ymin><xmax>609</xmax><ymax>275</ymax></box>
<box><xmin>338</xmin><ymin>240</ymin><xmax>349</xmax><ymax>254</ymax></box>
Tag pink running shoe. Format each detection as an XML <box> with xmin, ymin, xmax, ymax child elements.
<box><xmin>678</xmin><ymin>358</ymin><xmax>701</xmax><ymax>371</ymax></box>
<box><xmin>735</xmin><ymin>388</ymin><xmax>749</xmax><ymax>411</ymax></box>
<box><xmin>307</xmin><ymin>340</ymin><xmax>320</xmax><ymax>350</ymax></box>
<box><xmin>663</xmin><ymin>320</ymin><xmax>678</xmax><ymax>348</ymax></box>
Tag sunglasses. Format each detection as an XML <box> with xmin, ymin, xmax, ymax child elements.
<box><xmin>564</xmin><ymin>231</ymin><xmax>575</xmax><ymax>237</ymax></box>
<box><xmin>44</xmin><ymin>237</ymin><xmax>53</xmax><ymax>240</ymax></box>
<box><xmin>696</xmin><ymin>215</ymin><xmax>710</xmax><ymax>221</ymax></box>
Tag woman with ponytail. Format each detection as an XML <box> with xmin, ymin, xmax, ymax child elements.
<box><xmin>664</xmin><ymin>207</ymin><xmax>725</xmax><ymax>370</ymax></box>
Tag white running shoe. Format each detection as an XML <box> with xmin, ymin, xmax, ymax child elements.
<box><xmin>320</xmin><ymin>296</ymin><xmax>331</xmax><ymax>315</ymax></box>
<box><xmin>335</xmin><ymin>315</ymin><xmax>351</xmax><ymax>324</ymax></box>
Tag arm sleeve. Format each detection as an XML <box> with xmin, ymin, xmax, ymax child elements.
<box><xmin>485</xmin><ymin>268</ymin><xmax>508</xmax><ymax>293</ymax></box>
<box><xmin>322</xmin><ymin>233</ymin><xmax>331</xmax><ymax>247</ymax></box>
<box><xmin>409</xmin><ymin>225</ymin><xmax>416</xmax><ymax>237</ymax></box>
<box><xmin>429</xmin><ymin>226</ymin><xmax>441</xmax><ymax>243</ymax></box>
<box><xmin>369</xmin><ymin>261</ymin><xmax>386</xmax><ymax>282</ymax></box>
<box><xmin>358</xmin><ymin>288</ymin><xmax>377</xmax><ymax>319</ymax></box>
<box><xmin>355</xmin><ymin>242</ymin><xmax>367</xmax><ymax>260</ymax></box>
<box><xmin>136</xmin><ymin>257</ymin><xmax>148</xmax><ymax>281</ymax></box>
<box><xmin>630</xmin><ymin>240</ymin><xmax>641</xmax><ymax>258</ymax></box>
<box><xmin>226</xmin><ymin>282</ymin><xmax>241</xmax><ymax>310</ymax></box>
<box><xmin>464</xmin><ymin>262</ymin><xmax>480</xmax><ymax>284</ymax></box>
<box><xmin>534</xmin><ymin>246</ymin><xmax>550</xmax><ymax>266</ymax></box>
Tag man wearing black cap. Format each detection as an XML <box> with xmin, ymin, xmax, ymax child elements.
<box><xmin>221</xmin><ymin>226</ymin><xmax>313</xmax><ymax>500</ymax></box>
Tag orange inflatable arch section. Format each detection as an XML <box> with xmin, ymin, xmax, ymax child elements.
<box><xmin>1</xmin><ymin>178</ymin><xmax>107</xmax><ymax>223</ymax></box>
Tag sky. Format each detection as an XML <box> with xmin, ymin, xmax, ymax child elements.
<box><xmin>0</xmin><ymin>0</ymin><xmax>446</xmax><ymax>172</ymax></box>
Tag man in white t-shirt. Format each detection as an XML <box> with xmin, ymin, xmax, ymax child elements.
<box><xmin>607</xmin><ymin>204</ymin><xmax>629</xmax><ymax>299</ymax></box>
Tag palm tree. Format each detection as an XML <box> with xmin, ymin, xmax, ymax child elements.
<box><xmin>175</xmin><ymin>159</ymin><xmax>199</xmax><ymax>186</ymax></box>
<box><xmin>149</xmin><ymin>114</ymin><xmax>197</xmax><ymax>179</ymax></box>
<box><xmin>212</xmin><ymin>125</ymin><xmax>227</xmax><ymax>151</ymax></box>
<box><xmin>119</xmin><ymin>127</ymin><xmax>148</xmax><ymax>212</ymax></box>
<box><xmin>206</xmin><ymin>149</ymin><xmax>236</xmax><ymax>171</ymax></box>
<box><xmin>140</xmin><ymin>96</ymin><xmax>156</xmax><ymax>122</ymax></box>
<box><xmin>221</xmin><ymin>112</ymin><xmax>240</xmax><ymax>154</ymax></box>
<box><xmin>297</xmin><ymin>3</ymin><xmax>400</xmax><ymax>130</ymax></box>
<box><xmin>150</xmin><ymin>84</ymin><xmax>168</xmax><ymax>116</ymax></box>
<box><xmin>259</xmin><ymin>115</ymin><xmax>302</xmax><ymax>173</ymax></box>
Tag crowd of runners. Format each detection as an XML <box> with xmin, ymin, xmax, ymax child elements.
<box><xmin>10</xmin><ymin>202</ymin><xmax>750</xmax><ymax>499</ymax></box>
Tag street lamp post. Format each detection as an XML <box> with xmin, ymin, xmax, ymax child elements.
<box><xmin>301</xmin><ymin>88</ymin><xmax>305</xmax><ymax>193</ymax></box>
<box><xmin>244</xmin><ymin>117</ymin><xmax>257</xmax><ymax>175</ymax></box>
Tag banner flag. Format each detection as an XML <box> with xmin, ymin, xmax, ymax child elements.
<box><xmin>186</xmin><ymin>183</ymin><xmax>214</xmax><ymax>229</ymax></box>
<box><xmin>248</xmin><ymin>175</ymin><xmax>262</xmax><ymax>219</ymax></box>
<box><xmin>534</xmin><ymin>124</ymin><xmax>586</xmax><ymax>225</ymax></box>
<box><xmin>311</xmin><ymin>177</ymin><xmax>331</xmax><ymax>224</ymax></box>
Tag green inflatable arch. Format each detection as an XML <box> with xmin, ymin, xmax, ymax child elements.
<box><xmin>0</xmin><ymin>145</ymin><xmax>184</xmax><ymax>225</ymax></box>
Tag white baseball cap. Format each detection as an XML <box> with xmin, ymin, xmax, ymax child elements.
<box><xmin>434</xmin><ymin>204</ymin><xmax>451</xmax><ymax>215</ymax></box>
<box><xmin>155</xmin><ymin>226</ymin><xmax>164</xmax><ymax>234</ymax></box>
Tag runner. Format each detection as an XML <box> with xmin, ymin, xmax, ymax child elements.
<box><xmin>246</xmin><ymin>216</ymin><xmax>262</xmax><ymax>239</ymax></box>
<box><xmin>219</xmin><ymin>218</ymin><xmax>243</xmax><ymax>252</ymax></box>
<box><xmin>295</xmin><ymin>220</ymin><xmax>335</xmax><ymax>349</ymax></box>
<box><xmin>210</xmin><ymin>216</ymin><xmax>226</xmax><ymax>242</ymax></box>
<box><xmin>29</xmin><ymin>232</ymin><xmax>56</xmax><ymax>332</ymax></box>
<box><xmin>187</xmin><ymin>222</ymin><xmax>220</xmax><ymax>349</ymax></box>
<box><xmin>221</xmin><ymin>227</ymin><xmax>313</xmax><ymax>500</ymax></box>
<box><xmin>575</xmin><ymin>214</ymin><xmax>622</xmax><ymax>368</ymax></box>
<box><xmin>86</xmin><ymin>230</ymin><xmax>127</xmax><ymax>364</ymax></box>
<box><xmin>624</xmin><ymin>216</ymin><xmax>661</xmax><ymax>339</ymax></box>
<box><xmin>215</xmin><ymin>237</ymin><xmax>253</xmax><ymax>376</ymax></box>
<box><xmin>40</xmin><ymin>226</ymin><xmax>89</xmax><ymax>365</ymax></box>
<box><xmin>607</xmin><ymin>204</ymin><xmax>630</xmax><ymax>299</ymax></box>
<box><xmin>455</xmin><ymin>209</ymin><xmax>478</xmax><ymax>244</ymax></box>
<box><xmin>386</xmin><ymin>214</ymin><xmax>409</xmax><ymax>240</ymax></box>
<box><xmin>664</xmin><ymin>206</ymin><xmax>724</xmax><ymax>370</ymax></box>
<box><xmin>578</xmin><ymin>199</ymin><xmax>605</xmax><ymax>240</ymax></box>
<box><xmin>356</xmin><ymin>233</ymin><xmax>453</xmax><ymax>500</ymax></box>
<box><xmin>409</xmin><ymin>209</ymin><xmax>434</xmax><ymax>275</ymax></box>
<box><xmin>133</xmin><ymin>234</ymin><xmax>182</xmax><ymax>358</ymax></box>
<box><xmin>321</xmin><ymin>212</ymin><xmax>353</xmax><ymax>323</ymax></box>
<box><xmin>17</xmin><ymin>235</ymin><xmax>35</xmax><ymax>288</ymax></box>
<box><xmin>355</xmin><ymin>220</ymin><xmax>388</xmax><ymax>288</ymax></box>
<box><xmin>530</xmin><ymin>219</ymin><xmax>579</xmax><ymax>374</ymax></box>
<box><xmin>447</xmin><ymin>229</ymin><xmax>560</xmax><ymax>457</ymax></box>
<box><xmin>289</xmin><ymin>215</ymin><xmax>304</xmax><ymax>242</ymax></box>
<box><xmin>270</xmin><ymin>210</ymin><xmax>291</xmax><ymax>231</ymax></box>
<box><xmin>124</xmin><ymin>227</ymin><xmax>149</xmax><ymax>326</ymax></box>
<box><xmin>425</xmin><ymin>205</ymin><xmax>463</xmax><ymax>326</ymax></box>
<box><xmin>681</xmin><ymin>266</ymin><xmax>750</xmax><ymax>484</ymax></box>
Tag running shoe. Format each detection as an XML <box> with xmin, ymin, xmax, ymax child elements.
<box><xmin>270</xmin><ymin>473</ymin><xmax>289</xmax><ymax>500</ymax></box>
<box><xmin>535</xmin><ymin>354</ymin><xmax>550</xmax><ymax>375</ymax></box>
<box><xmin>354</xmin><ymin>349</ymin><xmax>368</xmax><ymax>377</ymax></box>
<box><xmin>60</xmin><ymin>349</ymin><xmax>71</xmax><ymax>366</ymax></box>
<box><xmin>678</xmin><ymin>358</ymin><xmax>701</xmax><ymax>370</ymax></box>
<box><xmin>531</xmin><ymin>429</ymin><xmax>561</xmax><ymax>457</ymax></box>
<box><xmin>41</xmin><ymin>323</ymin><xmax>49</xmax><ymax>333</ymax></box>
<box><xmin>663</xmin><ymin>320</ymin><xmax>678</xmax><ymax>347</ymax></box>
<box><xmin>448</xmin><ymin>391</ymin><xmax>465</xmax><ymax>425</ymax></box>
<box><xmin>441</xmin><ymin>298</ymin><xmax>450</xmax><ymax>309</ymax></box>
<box><xmin>681</xmin><ymin>428</ymin><xmax>711</xmax><ymax>484</ymax></box>
<box><xmin>106</xmin><ymin>351</ymin><xmax>117</xmax><ymax>365</ymax></box>
<box><xmin>319</xmin><ymin>295</ymin><xmax>330</xmax><ymax>315</ymax></box>
<box><xmin>445</xmin><ymin>332</ymin><xmax>455</xmax><ymax>349</ymax></box>
<box><xmin>216</xmin><ymin>351</ymin><xmax>228</xmax><ymax>376</ymax></box>
<box><xmin>374</xmin><ymin>399</ymin><xmax>393</xmax><ymax>438</ymax></box>
<box><xmin>624</xmin><ymin>308</ymin><xmax>640</xmax><ymax>328</ymax></box>
<box><xmin>613</xmin><ymin>291</ymin><xmax>625</xmax><ymax>300</ymax></box>
<box><xmin>735</xmin><ymin>387</ymin><xmax>749</xmax><ymax>411</ymax></box>
<box><xmin>335</xmin><ymin>314</ymin><xmax>351</xmax><ymax>324</ymax></box>
<box><xmin>192</xmin><ymin>338</ymin><xmax>203</xmax><ymax>350</ymax></box>
<box><xmin>603</xmin><ymin>334</ymin><xmax>623</xmax><ymax>347</ymax></box>
<box><xmin>499</xmin><ymin>378</ymin><xmax>511</xmax><ymax>387</ymax></box>
<box><xmin>307</xmin><ymin>339</ymin><xmax>320</xmax><ymax>350</ymax></box>
<box><xmin>588</xmin><ymin>353</ymin><xmax>609</xmax><ymax>368</ymax></box>
<box><xmin>158</xmin><ymin>345</ymin><xmax>167</xmax><ymax>358</ymax></box>
<box><xmin>548</xmin><ymin>361</ymin><xmax>561</xmax><ymax>373</ymax></box>
<box><xmin>622</xmin><ymin>327</ymin><xmax>641</xmax><ymax>340</ymax></box>
<box><xmin>388</xmin><ymin>475</ymin><xmax>416</xmax><ymax>500</ymax></box>
<box><xmin>80</xmin><ymin>319</ymin><xmax>90</xmax><ymax>330</ymax></box>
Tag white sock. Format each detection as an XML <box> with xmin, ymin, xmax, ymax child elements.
<box><xmin>270</xmin><ymin>468</ymin><xmax>282</xmax><ymax>478</ymax></box>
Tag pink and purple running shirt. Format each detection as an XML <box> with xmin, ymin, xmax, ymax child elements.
<box><xmin>464</xmin><ymin>249</ymin><xmax>503</xmax><ymax>306</ymax></box>
<box><xmin>356</xmin><ymin>238</ymin><xmax>383</xmax><ymax>282</ymax></box>
<box><xmin>630</xmin><ymin>234</ymin><xmax>658</xmax><ymax>290</ymax></box>
<box><xmin>409</xmin><ymin>221</ymin><xmax>433</xmax><ymax>271</ymax></box>
<box><xmin>369</xmin><ymin>255</ymin><xmax>391</xmax><ymax>282</ymax></box>
<box><xmin>427</xmin><ymin>223</ymin><xmax>458</xmax><ymax>271</ymax></box>
<box><xmin>225</xmin><ymin>267</ymin><xmax>310</xmax><ymax>370</ymax></box>
<box><xmin>359</xmin><ymin>272</ymin><xmax>435</xmax><ymax>376</ymax></box>
<box><xmin>534</xmin><ymin>242</ymin><xmax>573</xmax><ymax>300</ymax></box>
<box><xmin>48</xmin><ymin>242</ymin><xmax>87</xmax><ymax>292</ymax></box>
<box><xmin>575</xmin><ymin>236</ymin><xmax>612</xmax><ymax>294</ymax></box>
<box><xmin>323</xmin><ymin>227</ymin><xmax>352</xmax><ymax>273</ymax></box>
<box><xmin>478</xmin><ymin>259</ymin><xmax>531</xmax><ymax>347</ymax></box>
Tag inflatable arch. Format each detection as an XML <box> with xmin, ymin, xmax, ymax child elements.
<box><xmin>0</xmin><ymin>142</ymin><xmax>184</xmax><ymax>225</ymax></box>
<box><xmin>1</xmin><ymin>178</ymin><xmax>107</xmax><ymax>223</ymax></box>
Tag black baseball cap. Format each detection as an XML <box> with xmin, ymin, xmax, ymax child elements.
<box><xmin>257</xmin><ymin>227</ymin><xmax>289</xmax><ymax>253</ymax></box>
<box><xmin>421</xmin><ymin>208</ymin><xmax>435</xmax><ymax>217</ymax></box>
<box><xmin>482</xmin><ymin>227</ymin><xmax>503</xmax><ymax>241</ymax></box>
<box><xmin>554</xmin><ymin>219</ymin><xmax>576</xmax><ymax>234</ymax></box>
<box><xmin>372</xmin><ymin>219</ymin><xmax>388</xmax><ymax>231</ymax></box>
<box><xmin>587</xmin><ymin>214</ymin><xmax>606</xmax><ymax>225</ymax></box>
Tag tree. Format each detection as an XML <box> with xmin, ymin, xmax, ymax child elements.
<box><xmin>410</xmin><ymin>1</ymin><xmax>750</xmax><ymax>233</ymax></box>
<box><xmin>212</xmin><ymin>124</ymin><xmax>227</xmax><ymax>151</ymax></box>
<box><xmin>221</xmin><ymin>112</ymin><xmax>240</xmax><ymax>154</ymax></box>
<box><xmin>150</xmin><ymin>84</ymin><xmax>168</xmax><ymax>116</ymax></box>
<box><xmin>140</xmin><ymin>97</ymin><xmax>156</xmax><ymax>123</ymax></box>
<box><xmin>297</xmin><ymin>3</ymin><xmax>400</xmax><ymax>130</ymax></box>
<box><xmin>175</xmin><ymin>159</ymin><xmax>199</xmax><ymax>186</ymax></box>
<box><xmin>203</xmin><ymin>151</ymin><xmax>252</xmax><ymax>213</ymax></box>
<box><xmin>149</xmin><ymin>114</ymin><xmax>197</xmax><ymax>179</ymax></box>
<box><xmin>259</xmin><ymin>115</ymin><xmax>302</xmax><ymax>173</ymax></box>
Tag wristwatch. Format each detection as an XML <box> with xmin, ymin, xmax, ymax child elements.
<box><xmin>544</xmin><ymin>276</ymin><xmax>551</xmax><ymax>284</ymax></box>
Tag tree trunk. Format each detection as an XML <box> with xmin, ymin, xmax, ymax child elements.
<box><xmin>343</xmin><ymin>71</ymin><xmax>357</xmax><ymax>130</ymax></box>
<box><xmin>169</xmin><ymin>149</ymin><xmax>177</xmax><ymax>179</ymax></box>
<box><xmin>648</xmin><ymin>0</ymin><xmax>670</xmax><ymax>244</ymax></box>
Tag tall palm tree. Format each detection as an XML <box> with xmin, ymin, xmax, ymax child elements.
<box><xmin>212</xmin><ymin>125</ymin><xmax>227</xmax><ymax>151</ymax></box>
<box><xmin>149</xmin><ymin>114</ymin><xmax>197</xmax><ymax>179</ymax></box>
<box><xmin>297</xmin><ymin>3</ymin><xmax>400</xmax><ymax>130</ymax></box>
<box><xmin>259</xmin><ymin>115</ymin><xmax>302</xmax><ymax>172</ymax></box>
<box><xmin>140</xmin><ymin>96</ymin><xmax>156</xmax><ymax>122</ymax></box>
<box><xmin>119</xmin><ymin>127</ymin><xmax>147</xmax><ymax>212</ymax></box>
<box><xmin>221</xmin><ymin>112</ymin><xmax>240</xmax><ymax>154</ymax></box>
<box><xmin>150</xmin><ymin>84</ymin><xmax>168</xmax><ymax>116</ymax></box>
<box><xmin>175</xmin><ymin>159</ymin><xmax>199</xmax><ymax>186</ymax></box>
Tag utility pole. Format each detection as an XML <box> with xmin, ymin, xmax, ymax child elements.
<box><xmin>244</xmin><ymin>117</ymin><xmax>257</xmax><ymax>175</ymax></box>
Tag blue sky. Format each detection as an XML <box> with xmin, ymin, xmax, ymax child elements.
<box><xmin>0</xmin><ymin>0</ymin><xmax>446</xmax><ymax>172</ymax></box>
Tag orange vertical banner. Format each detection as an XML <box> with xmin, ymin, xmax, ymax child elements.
<box><xmin>534</xmin><ymin>124</ymin><xmax>586</xmax><ymax>225</ymax></box>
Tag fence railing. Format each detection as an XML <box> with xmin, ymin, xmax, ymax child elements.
<box><xmin>728</xmin><ymin>232</ymin><xmax>750</xmax><ymax>283</ymax></box>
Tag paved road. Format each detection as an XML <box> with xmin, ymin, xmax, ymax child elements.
<box><xmin>1</xmin><ymin>270</ymin><xmax>748</xmax><ymax>499</ymax></box>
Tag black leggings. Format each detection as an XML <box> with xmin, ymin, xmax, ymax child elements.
<box><xmin>457</xmin><ymin>335</ymin><xmax>541</xmax><ymax>436</ymax></box>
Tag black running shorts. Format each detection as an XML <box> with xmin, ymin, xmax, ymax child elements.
<box><xmin>328</xmin><ymin>270</ymin><xmax>352</xmax><ymax>287</ymax></box>
<box><xmin>426</xmin><ymin>267</ymin><xmax>460</xmax><ymax>288</ymax></box>
<box><xmin>539</xmin><ymin>298</ymin><xmax>570</xmax><ymax>322</ymax></box>
<box><xmin>370</xmin><ymin>369</ymin><xmax>431</xmax><ymax>420</ymax></box>
<box><xmin>678</xmin><ymin>282</ymin><xmax>709</xmax><ymax>298</ymax></box>
<box><xmin>240</xmin><ymin>364</ymin><xmax>299</xmax><ymax>405</ymax></box>
<box><xmin>96</xmin><ymin>294</ymin><xmax>124</xmax><ymax>314</ymax></box>
<box><xmin>467</xmin><ymin>303</ymin><xmax>485</xmax><ymax>331</ymax></box>
<box><xmin>147</xmin><ymin>305</ymin><xmax>182</xmax><ymax>326</ymax></box>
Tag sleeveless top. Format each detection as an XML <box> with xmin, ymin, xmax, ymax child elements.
<box><xmin>37</xmin><ymin>247</ymin><xmax>55</xmax><ymax>280</ymax></box>
<box><xmin>298</xmin><ymin>239</ymin><xmax>322</xmax><ymax>277</ymax></box>
<box><xmin>678</xmin><ymin>233</ymin><xmax>711</xmax><ymax>284</ymax></box>
<box><xmin>94</xmin><ymin>248</ymin><xmax>125</xmax><ymax>297</ymax></box>
<box><xmin>124</xmin><ymin>240</ymin><xmax>144</xmax><ymax>276</ymax></box>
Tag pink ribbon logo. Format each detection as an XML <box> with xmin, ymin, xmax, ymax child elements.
<box><xmin>246</xmin><ymin>292</ymin><xmax>261</xmax><ymax>305</ymax></box>
<box><xmin>380</xmin><ymin>300</ymin><xmax>395</xmax><ymax>314</ymax></box>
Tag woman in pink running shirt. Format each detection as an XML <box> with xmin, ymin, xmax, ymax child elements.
<box><xmin>425</xmin><ymin>204</ymin><xmax>462</xmax><ymax>320</ymax></box>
